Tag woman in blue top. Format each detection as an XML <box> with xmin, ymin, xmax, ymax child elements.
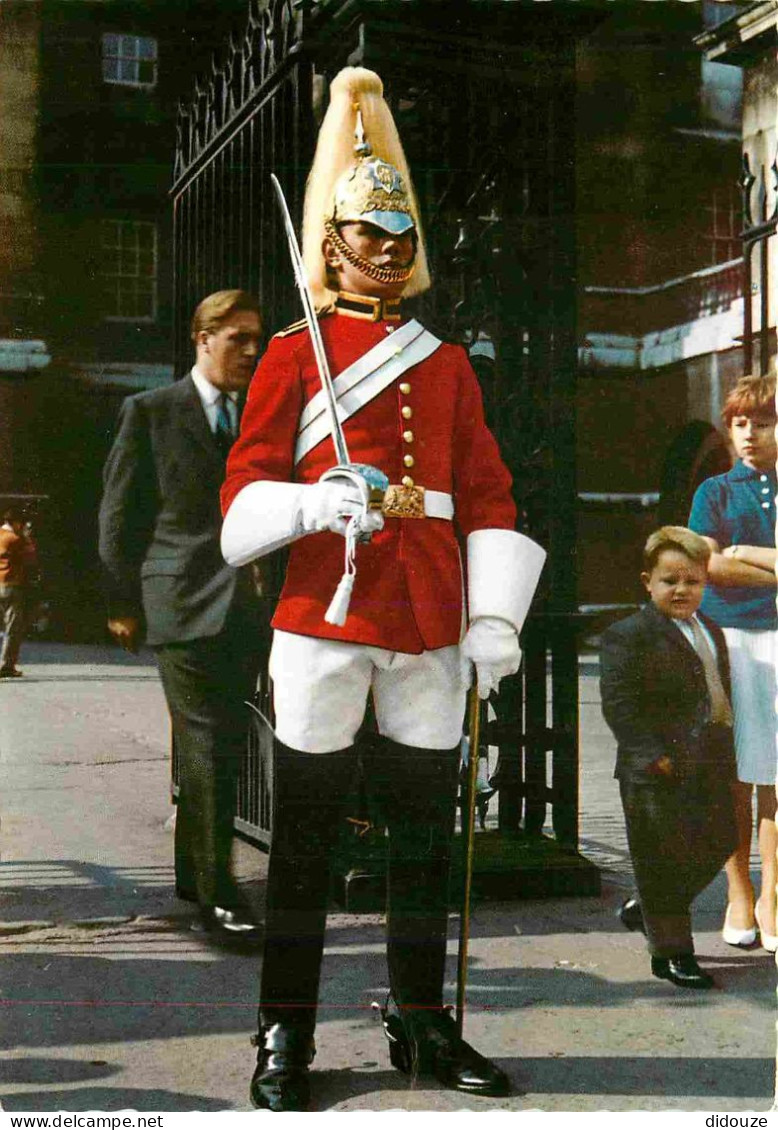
<box><xmin>689</xmin><ymin>375</ymin><xmax>777</xmax><ymax>952</ymax></box>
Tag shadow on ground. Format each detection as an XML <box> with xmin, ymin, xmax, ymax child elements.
<box><xmin>0</xmin><ymin>1087</ymin><xmax>236</xmax><ymax>1112</ymax></box>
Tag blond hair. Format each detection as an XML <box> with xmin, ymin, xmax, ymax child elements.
<box><xmin>190</xmin><ymin>290</ymin><xmax>262</xmax><ymax>342</ymax></box>
<box><xmin>643</xmin><ymin>526</ymin><xmax>711</xmax><ymax>572</ymax></box>
<box><xmin>302</xmin><ymin>67</ymin><xmax>431</xmax><ymax>305</ymax></box>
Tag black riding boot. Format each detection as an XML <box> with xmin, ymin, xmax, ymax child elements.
<box><xmin>250</xmin><ymin>742</ymin><xmax>354</xmax><ymax>1112</ymax></box>
<box><xmin>379</xmin><ymin>740</ymin><xmax>459</xmax><ymax>1014</ymax></box>
<box><xmin>369</xmin><ymin>738</ymin><xmax>511</xmax><ymax>1097</ymax></box>
<box><xmin>377</xmin><ymin>993</ymin><xmax>511</xmax><ymax>1096</ymax></box>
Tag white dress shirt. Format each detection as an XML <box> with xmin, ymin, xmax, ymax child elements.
<box><xmin>191</xmin><ymin>366</ymin><xmax>238</xmax><ymax>435</ymax></box>
<box><xmin>673</xmin><ymin>613</ymin><xmax>718</xmax><ymax>661</ymax></box>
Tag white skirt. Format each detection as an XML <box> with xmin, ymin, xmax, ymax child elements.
<box><xmin>722</xmin><ymin>626</ymin><xmax>778</xmax><ymax>786</ymax></box>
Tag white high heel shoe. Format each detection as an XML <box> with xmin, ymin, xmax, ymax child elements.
<box><xmin>755</xmin><ymin>903</ymin><xmax>778</xmax><ymax>953</ymax></box>
<box><xmin>722</xmin><ymin>904</ymin><xmax>757</xmax><ymax>947</ymax></box>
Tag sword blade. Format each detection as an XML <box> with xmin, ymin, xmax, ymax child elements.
<box><xmin>270</xmin><ymin>175</ymin><xmax>350</xmax><ymax>468</ymax></box>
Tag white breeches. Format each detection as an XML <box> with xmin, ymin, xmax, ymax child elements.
<box><xmin>269</xmin><ymin>629</ymin><xmax>469</xmax><ymax>753</ymax></box>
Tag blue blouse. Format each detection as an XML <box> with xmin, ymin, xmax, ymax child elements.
<box><xmin>688</xmin><ymin>461</ymin><xmax>777</xmax><ymax>630</ymax></box>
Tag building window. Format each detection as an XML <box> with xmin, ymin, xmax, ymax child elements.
<box><xmin>102</xmin><ymin>34</ymin><xmax>157</xmax><ymax>88</ymax></box>
<box><xmin>101</xmin><ymin>220</ymin><xmax>158</xmax><ymax>321</ymax></box>
<box><xmin>706</xmin><ymin>186</ymin><xmax>740</xmax><ymax>266</ymax></box>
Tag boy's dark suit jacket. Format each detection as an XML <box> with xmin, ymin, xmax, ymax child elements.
<box><xmin>600</xmin><ymin>601</ymin><xmax>735</xmax><ymax>783</ymax></box>
<box><xmin>98</xmin><ymin>374</ymin><xmax>265</xmax><ymax>909</ymax></box>
<box><xmin>600</xmin><ymin>602</ymin><xmax>737</xmax><ymax>910</ymax></box>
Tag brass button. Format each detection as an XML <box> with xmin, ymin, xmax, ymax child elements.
<box><xmin>403</xmin><ymin>430</ymin><xmax>414</xmax><ymax>443</ymax></box>
<box><xmin>401</xmin><ymin>406</ymin><xmax>413</xmax><ymax>419</ymax></box>
<box><xmin>403</xmin><ymin>454</ymin><xmax>415</xmax><ymax>469</ymax></box>
<box><xmin>401</xmin><ymin>475</ymin><xmax>415</xmax><ymax>488</ymax></box>
<box><xmin>399</xmin><ymin>382</ymin><xmax>411</xmax><ymax>394</ymax></box>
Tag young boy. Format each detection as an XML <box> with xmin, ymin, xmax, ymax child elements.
<box><xmin>600</xmin><ymin>526</ymin><xmax>737</xmax><ymax>989</ymax></box>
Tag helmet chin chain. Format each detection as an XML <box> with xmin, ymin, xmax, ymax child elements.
<box><xmin>324</xmin><ymin>220</ymin><xmax>415</xmax><ymax>286</ymax></box>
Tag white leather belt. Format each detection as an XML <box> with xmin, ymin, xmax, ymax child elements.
<box><xmin>382</xmin><ymin>484</ymin><xmax>454</xmax><ymax>521</ymax></box>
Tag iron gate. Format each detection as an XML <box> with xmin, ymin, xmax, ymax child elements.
<box><xmin>171</xmin><ymin>0</ymin><xmax>598</xmax><ymax>886</ymax></box>
<box><xmin>741</xmin><ymin>150</ymin><xmax>777</xmax><ymax>377</ymax></box>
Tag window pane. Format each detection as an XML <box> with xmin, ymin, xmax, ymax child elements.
<box><xmin>102</xmin><ymin>220</ymin><xmax>157</xmax><ymax>319</ymax></box>
<box><xmin>127</xmin><ymin>284</ymin><xmax>139</xmax><ymax>319</ymax></box>
<box><xmin>102</xmin><ymin>33</ymin><xmax>157</xmax><ymax>86</ymax></box>
<box><xmin>101</xmin><ymin>221</ymin><xmax>119</xmax><ymax>248</ymax></box>
<box><xmin>136</xmin><ymin>224</ymin><xmax>154</xmax><ymax>250</ymax></box>
<box><xmin>138</xmin><ymin>284</ymin><xmax>154</xmax><ymax>317</ymax></box>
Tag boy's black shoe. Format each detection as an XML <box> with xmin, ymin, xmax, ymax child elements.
<box><xmin>618</xmin><ymin>898</ymin><xmax>645</xmax><ymax>935</ymax></box>
<box><xmin>651</xmin><ymin>954</ymin><xmax>714</xmax><ymax>990</ymax></box>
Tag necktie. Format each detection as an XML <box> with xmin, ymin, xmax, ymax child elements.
<box><xmin>214</xmin><ymin>393</ymin><xmax>234</xmax><ymax>457</ymax></box>
<box><xmin>689</xmin><ymin>617</ymin><xmax>733</xmax><ymax>727</ymax></box>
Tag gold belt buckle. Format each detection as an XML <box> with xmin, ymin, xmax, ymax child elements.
<box><xmin>382</xmin><ymin>484</ymin><xmax>426</xmax><ymax>519</ymax></box>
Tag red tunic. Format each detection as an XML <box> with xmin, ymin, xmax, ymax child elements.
<box><xmin>222</xmin><ymin>311</ymin><xmax>516</xmax><ymax>653</ymax></box>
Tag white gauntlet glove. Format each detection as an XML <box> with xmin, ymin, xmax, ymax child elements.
<box><xmin>299</xmin><ymin>475</ymin><xmax>385</xmax><ymax>539</ymax></box>
<box><xmin>299</xmin><ymin>481</ymin><xmax>365</xmax><ymax>537</ymax></box>
<box><xmin>222</xmin><ymin>474</ymin><xmax>384</xmax><ymax>566</ymax></box>
<box><xmin>461</xmin><ymin>616</ymin><xmax>522</xmax><ymax>700</ymax></box>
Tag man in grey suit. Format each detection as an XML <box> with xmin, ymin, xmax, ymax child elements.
<box><xmin>99</xmin><ymin>290</ymin><xmax>266</xmax><ymax>941</ymax></box>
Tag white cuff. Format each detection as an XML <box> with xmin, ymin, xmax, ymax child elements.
<box><xmin>467</xmin><ymin>528</ymin><xmax>546</xmax><ymax>635</ymax></box>
<box><xmin>221</xmin><ymin>481</ymin><xmax>307</xmax><ymax>566</ymax></box>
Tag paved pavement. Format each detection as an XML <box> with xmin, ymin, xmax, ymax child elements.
<box><xmin>0</xmin><ymin>642</ymin><xmax>776</xmax><ymax>1113</ymax></box>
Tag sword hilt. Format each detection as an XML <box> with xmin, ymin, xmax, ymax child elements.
<box><xmin>320</xmin><ymin>462</ymin><xmax>389</xmax><ymax>542</ymax></box>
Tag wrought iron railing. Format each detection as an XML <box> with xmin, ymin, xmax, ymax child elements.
<box><xmin>741</xmin><ymin>149</ymin><xmax>777</xmax><ymax>376</ymax></box>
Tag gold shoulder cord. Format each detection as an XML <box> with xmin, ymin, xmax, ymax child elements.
<box><xmin>274</xmin><ymin>306</ymin><xmax>334</xmax><ymax>338</ymax></box>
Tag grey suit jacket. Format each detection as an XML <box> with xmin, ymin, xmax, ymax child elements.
<box><xmin>98</xmin><ymin>375</ymin><xmax>247</xmax><ymax>646</ymax></box>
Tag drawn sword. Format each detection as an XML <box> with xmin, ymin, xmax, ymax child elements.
<box><xmin>271</xmin><ymin>173</ymin><xmax>351</xmax><ymax>467</ymax></box>
<box><xmin>270</xmin><ymin>174</ymin><xmax>388</xmax><ymax>624</ymax></box>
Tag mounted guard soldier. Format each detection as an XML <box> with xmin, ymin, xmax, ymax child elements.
<box><xmin>220</xmin><ymin>66</ymin><xmax>546</xmax><ymax>1112</ymax></box>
